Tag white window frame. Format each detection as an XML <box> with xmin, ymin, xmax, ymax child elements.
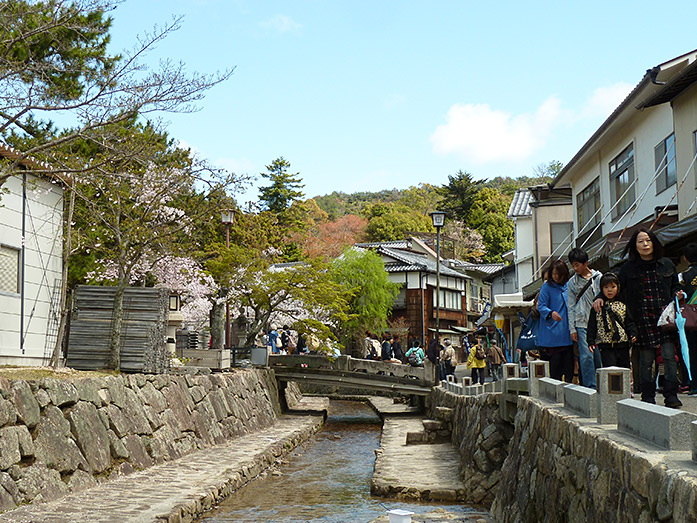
<box><xmin>433</xmin><ymin>288</ymin><xmax>463</xmax><ymax>311</ymax></box>
<box><xmin>609</xmin><ymin>143</ymin><xmax>635</xmax><ymax>220</ymax></box>
<box><xmin>655</xmin><ymin>133</ymin><xmax>677</xmax><ymax>195</ymax></box>
<box><xmin>550</xmin><ymin>222</ymin><xmax>573</xmax><ymax>259</ymax></box>
<box><xmin>0</xmin><ymin>244</ymin><xmax>21</xmax><ymax>295</ymax></box>
<box><xmin>577</xmin><ymin>177</ymin><xmax>600</xmax><ymax>235</ymax></box>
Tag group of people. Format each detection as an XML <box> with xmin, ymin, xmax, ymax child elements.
<box><xmin>534</xmin><ymin>228</ymin><xmax>697</xmax><ymax>409</ymax></box>
<box><xmin>363</xmin><ymin>332</ymin><xmax>429</xmax><ymax>366</ymax></box>
<box><xmin>263</xmin><ymin>325</ymin><xmax>308</xmax><ymax>355</ymax></box>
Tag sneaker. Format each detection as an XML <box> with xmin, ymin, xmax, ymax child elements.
<box><xmin>665</xmin><ymin>397</ymin><xmax>683</xmax><ymax>409</ymax></box>
<box><xmin>689</xmin><ymin>389</ymin><xmax>697</xmax><ymax>396</ymax></box>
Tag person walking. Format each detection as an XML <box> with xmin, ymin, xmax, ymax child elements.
<box><xmin>567</xmin><ymin>248</ymin><xmax>602</xmax><ymax>388</ymax></box>
<box><xmin>538</xmin><ymin>260</ymin><xmax>574</xmax><ymax>383</ymax></box>
<box><xmin>598</xmin><ymin>229</ymin><xmax>684</xmax><ymax>407</ymax></box>
<box><xmin>440</xmin><ymin>339</ymin><xmax>457</xmax><ymax>380</ymax></box>
<box><xmin>587</xmin><ymin>272</ymin><xmax>637</xmax><ymax>369</ymax></box>
<box><xmin>467</xmin><ymin>338</ymin><xmax>487</xmax><ymax>385</ymax></box>
<box><xmin>487</xmin><ymin>342</ymin><xmax>506</xmax><ymax>381</ymax></box>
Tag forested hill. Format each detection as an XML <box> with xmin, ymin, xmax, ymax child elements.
<box><xmin>307</xmin><ymin>167</ymin><xmax>558</xmax><ymax>264</ymax></box>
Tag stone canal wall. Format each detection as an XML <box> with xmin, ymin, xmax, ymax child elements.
<box><xmin>428</xmin><ymin>387</ymin><xmax>513</xmax><ymax>505</ymax></box>
<box><xmin>490</xmin><ymin>396</ymin><xmax>697</xmax><ymax>522</ymax></box>
<box><xmin>0</xmin><ymin>369</ymin><xmax>282</xmax><ymax>511</ymax></box>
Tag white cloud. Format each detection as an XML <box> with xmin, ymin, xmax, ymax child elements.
<box><xmin>579</xmin><ymin>82</ymin><xmax>634</xmax><ymax>121</ymax></box>
<box><xmin>430</xmin><ymin>97</ymin><xmax>564</xmax><ymax>164</ymax></box>
<box><xmin>260</xmin><ymin>14</ymin><xmax>301</xmax><ymax>34</ymax></box>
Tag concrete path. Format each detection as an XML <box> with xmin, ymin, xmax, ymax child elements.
<box><xmin>372</xmin><ymin>417</ymin><xmax>466</xmax><ymax>502</ymax></box>
<box><xmin>367</xmin><ymin>396</ymin><xmax>421</xmax><ymax>416</ymax></box>
<box><xmin>0</xmin><ymin>414</ymin><xmax>323</xmax><ymax>523</ymax></box>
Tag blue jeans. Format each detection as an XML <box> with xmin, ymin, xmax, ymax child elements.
<box><xmin>577</xmin><ymin>327</ymin><xmax>601</xmax><ymax>388</ymax></box>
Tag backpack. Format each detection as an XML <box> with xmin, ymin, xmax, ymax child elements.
<box><xmin>281</xmin><ymin>331</ymin><xmax>289</xmax><ymax>348</ymax></box>
<box><xmin>408</xmin><ymin>350</ymin><xmax>421</xmax><ymax>366</ymax></box>
<box><xmin>475</xmin><ymin>345</ymin><xmax>486</xmax><ymax>360</ymax></box>
<box><xmin>287</xmin><ymin>333</ymin><xmax>296</xmax><ymax>351</ymax></box>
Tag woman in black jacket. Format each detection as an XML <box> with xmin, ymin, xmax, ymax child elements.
<box><xmin>616</xmin><ymin>229</ymin><xmax>684</xmax><ymax>407</ymax></box>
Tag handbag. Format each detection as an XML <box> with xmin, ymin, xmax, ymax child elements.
<box><xmin>659</xmin><ymin>297</ymin><xmax>697</xmax><ymax>331</ymax></box>
<box><xmin>517</xmin><ymin>313</ymin><xmax>539</xmax><ymax>351</ymax></box>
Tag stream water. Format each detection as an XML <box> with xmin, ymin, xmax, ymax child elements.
<box><xmin>198</xmin><ymin>400</ymin><xmax>487</xmax><ymax>522</ymax></box>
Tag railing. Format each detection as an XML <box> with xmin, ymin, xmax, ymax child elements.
<box><xmin>268</xmin><ymin>354</ymin><xmax>437</xmax><ymax>395</ymax></box>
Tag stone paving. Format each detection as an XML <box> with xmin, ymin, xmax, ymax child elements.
<box><xmin>0</xmin><ymin>414</ymin><xmax>323</xmax><ymax>523</ymax></box>
<box><xmin>372</xmin><ymin>416</ymin><xmax>467</xmax><ymax>503</ymax></box>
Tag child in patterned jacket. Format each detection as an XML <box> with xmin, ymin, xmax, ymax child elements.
<box><xmin>587</xmin><ymin>273</ymin><xmax>638</xmax><ymax>369</ymax></box>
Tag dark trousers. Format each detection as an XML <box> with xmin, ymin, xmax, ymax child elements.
<box><xmin>543</xmin><ymin>345</ymin><xmax>574</xmax><ymax>383</ymax></box>
<box><xmin>639</xmin><ymin>342</ymin><xmax>678</xmax><ymax>401</ymax></box>
<box><xmin>471</xmin><ymin>367</ymin><xmax>485</xmax><ymax>385</ymax></box>
<box><xmin>598</xmin><ymin>343</ymin><xmax>631</xmax><ymax>369</ymax></box>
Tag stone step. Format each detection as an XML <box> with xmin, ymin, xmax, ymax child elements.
<box><xmin>434</xmin><ymin>406</ymin><xmax>453</xmax><ymax>422</ymax></box>
<box><xmin>422</xmin><ymin>419</ymin><xmax>443</xmax><ymax>431</ymax></box>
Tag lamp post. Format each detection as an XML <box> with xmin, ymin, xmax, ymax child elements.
<box><xmin>220</xmin><ymin>209</ymin><xmax>234</xmax><ymax>349</ymax></box>
<box><xmin>430</xmin><ymin>211</ymin><xmax>446</xmax><ymax>346</ymax></box>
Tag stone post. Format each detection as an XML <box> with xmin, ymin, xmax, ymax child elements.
<box><xmin>596</xmin><ymin>366</ymin><xmax>631</xmax><ymax>425</ymax></box>
<box><xmin>528</xmin><ymin>360</ymin><xmax>549</xmax><ymax>398</ymax></box>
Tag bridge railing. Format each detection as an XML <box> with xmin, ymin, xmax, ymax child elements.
<box><xmin>268</xmin><ymin>354</ymin><xmax>437</xmax><ymax>386</ymax></box>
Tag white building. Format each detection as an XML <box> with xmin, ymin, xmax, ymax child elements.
<box><xmin>553</xmin><ymin>49</ymin><xmax>697</xmax><ymax>266</ymax></box>
<box><xmin>0</xmin><ymin>144</ymin><xmax>68</xmax><ymax>366</ymax></box>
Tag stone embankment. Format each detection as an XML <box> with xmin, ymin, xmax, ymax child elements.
<box><xmin>428</xmin><ymin>387</ymin><xmax>513</xmax><ymax>505</ymax></box>
<box><xmin>491</xmin><ymin>396</ymin><xmax>697</xmax><ymax>522</ymax></box>
<box><xmin>0</xmin><ymin>368</ymin><xmax>296</xmax><ymax>512</ymax></box>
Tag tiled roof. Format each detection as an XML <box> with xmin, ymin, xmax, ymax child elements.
<box><xmin>355</xmin><ymin>240</ymin><xmax>409</xmax><ymax>249</ymax></box>
<box><xmin>507</xmin><ymin>189</ymin><xmax>532</xmax><ymax>218</ymax></box>
<box><xmin>379</xmin><ymin>247</ymin><xmax>467</xmax><ymax>279</ymax></box>
<box><xmin>453</xmin><ymin>262</ymin><xmax>506</xmax><ymax>275</ymax></box>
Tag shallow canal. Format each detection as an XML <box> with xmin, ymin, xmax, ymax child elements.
<box><xmin>199</xmin><ymin>400</ymin><xmax>486</xmax><ymax>522</ymax></box>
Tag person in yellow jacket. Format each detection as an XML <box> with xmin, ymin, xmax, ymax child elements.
<box><xmin>467</xmin><ymin>338</ymin><xmax>487</xmax><ymax>384</ymax></box>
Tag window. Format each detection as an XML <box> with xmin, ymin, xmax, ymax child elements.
<box><xmin>576</xmin><ymin>177</ymin><xmax>601</xmax><ymax>235</ymax></box>
<box><xmin>550</xmin><ymin>222</ymin><xmax>573</xmax><ymax>258</ymax></box>
<box><xmin>0</xmin><ymin>245</ymin><xmax>20</xmax><ymax>294</ymax></box>
<box><xmin>433</xmin><ymin>288</ymin><xmax>462</xmax><ymax>311</ymax></box>
<box><xmin>609</xmin><ymin>144</ymin><xmax>635</xmax><ymax>219</ymax></box>
<box><xmin>655</xmin><ymin>133</ymin><xmax>676</xmax><ymax>194</ymax></box>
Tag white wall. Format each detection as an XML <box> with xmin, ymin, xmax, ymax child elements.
<box><xmin>674</xmin><ymin>83</ymin><xmax>697</xmax><ymax>219</ymax></box>
<box><xmin>570</xmin><ymin>104</ymin><xmax>676</xmax><ymax>241</ymax></box>
<box><xmin>0</xmin><ymin>173</ymin><xmax>63</xmax><ymax>365</ymax></box>
<box><xmin>514</xmin><ymin>217</ymin><xmax>534</xmax><ymax>262</ymax></box>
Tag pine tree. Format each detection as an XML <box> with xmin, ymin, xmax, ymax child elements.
<box><xmin>258</xmin><ymin>157</ymin><xmax>305</xmax><ymax>213</ymax></box>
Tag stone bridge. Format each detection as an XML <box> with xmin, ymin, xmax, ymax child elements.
<box><xmin>268</xmin><ymin>354</ymin><xmax>437</xmax><ymax>396</ymax></box>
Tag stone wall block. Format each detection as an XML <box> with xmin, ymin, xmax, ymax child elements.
<box><xmin>97</xmin><ymin>388</ymin><xmax>111</xmax><ymax>406</ymax></box>
<box><xmin>34</xmin><ymin>388</ymin><xmax>50</xmax><ymax>408</ymax></box>
<box><xmin>33</xmin><ymin>405</ymin><xmax>88</xmax><ymax>474</ymax></box>
<box><xmin>139</xmin><ymin>381</ymin><xmax>168</xmax><ymax>413</ymax></box>
<box><xmin>12</xmin><ymin>425</ymin><xmax>34</xmax><ymax>458</ymax></box>
<box><xmin>67</xmin><ymin>401</ymin><xmax>112</xmax><ymax>474</ymax></box>
<box><xmin>105</xmin><ymin>404</ymin><xmax>130</xmax><ymax>438</ymax></box>
<box><xmin>0</xmin><ymin>398</ymin><xmax>17</xmax><ymax>428</ymax></box>
<box><xmin>148</xmin><ymin>424</ymin><xmax>179</xmax><ymax>463</ymax></box>
<box><xmin>42</xmin><ymin>379</ymin><xmax>78</xmax><ymax>407</ymax></box>
<box><xmin>0</xmin><ymin>472</ymin><xmax>19</xmax><ymax>511</ymax></box>
<box><xmin>11</xmin><ymin>381</ymin><xmax>39</xmax><ymax>428</ymax></box>
<box><xmin>107</xmin><ymin>429</ymin><xmax>129</xmax><ymax>460</ymax></box>
<box><xmin>105</xmin><ymin>376</ymin><xmax>128</xmax><ymax>408</ymax></box>
<box><xmin>151</xmin><ymin>374</ymin><xmax>168</xmax><ymax>390</ymax></box>
<box><xmin>123</xmin><ymin>388</ymin><xmax>153</xmax><ymax>435</ymax></box>
<box><xmin>195</xmin><ymin>375</ymin><xmax>213</xmax><ymax>393</ymax></box>
<box><xmin>195</xmin><ymin>398</ymin><xmax>225</xmax><ymax>444</ymax></box>
<box><xmin>0</xmin><ymin>427</ymin><xmax>21</xmax><ymax>470</ymax></box>
<box><xmin>73</xmin><ymin>379</ymin><xmax>103</xmax><ymax>406</ymax></box>
<box><xmin>15</xmin><ymin>463</ymin><xmax>69</xmax><ymax>504</ymax></box>
<box><xmin>190</xmin><ymin>410</ymin><xmax>213</xmax><ymax>447</ymax></box>
<box><xmin>209</xmin><ymin>389</ymin><xmax>231</xmax><ymax>421</ymax></box>
<box><xmin>190</xmin><ymin>385</ymin><xmax>205</xmax><ymax>404</ymax></box>
<box><xmin>67</xmin><ymin>469</ymin><xmax>99</xmax><ymax>493</ymax></box>
<box><xmin>0</xmin><ymin>377</ymin><xmax>11</xmax><ymax>399</ymax></box>
<box><xmin>162</xmin><ymin>385</ymin><xmax>194</xmax><ymax>432</ymax></box>
<box><xmin>121</xmin><ymin>435</ymin><xmax>153</xmax><ymax>470</ymax></box>
<box><xmin>142</xmin><ymin>404</ymin><xmax>163</xmax><ymax>431</ymax></box>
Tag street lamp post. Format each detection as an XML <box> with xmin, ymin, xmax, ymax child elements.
<box><xmin>220</xmin><ymin>209</ymin><xmax>235</xmax><ymax>349</ymax></box>
<box><xmin>429</xmin><ymin>211</ymin><xmax>446</xmax><ymax>346</ymax></box>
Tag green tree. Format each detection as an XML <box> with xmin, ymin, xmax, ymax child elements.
<box><xmin>0</xmin><ymin>0</ymin><xmax>230</xmax><ymax>193</ymax></box>
<box><xmin>331</xmin><ymin>249</ymin><xmax>399</xmax><ymax>352</ymax></box>
<box><xmin>466</xmin><ymin>188</ymin><xmax>514</xmax><ymax>263</ymax></box>
<box><xmin>258</xmin><ymin>157</ymin><xmax>305</xmax><ymax>214</ymax></box>
<box><xmin>436</xmin><ymin>170</ymin><xmax>484</xmax><ymax>221</ymax></box>
<box><xmin>363</xmin><ymin>203</ymin><xmax>433</xmax><ymax>242</ymax></box>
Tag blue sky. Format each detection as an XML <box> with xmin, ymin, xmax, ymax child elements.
<box><xmin>108</xmin><ymin>1</ymin><xmax>697</xmax><ymax>202</ymax></box>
